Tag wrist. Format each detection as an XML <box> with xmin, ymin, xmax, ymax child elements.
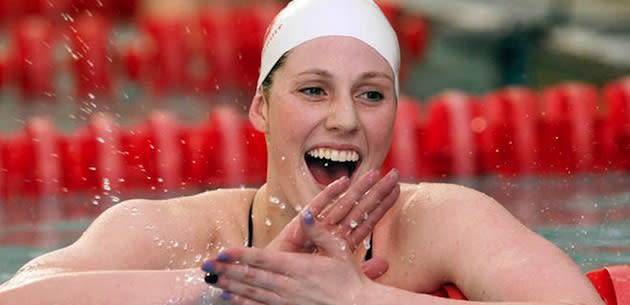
<box><xmin>356</xmin><ymin>279</ymin><xmax>391</xmax><ymax>305</ymax></box>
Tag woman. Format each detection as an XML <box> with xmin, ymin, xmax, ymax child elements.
<box><xmin>0</xmin><ymin>0</ymin><xmax>603</xmax><ymax>304</ymax></box>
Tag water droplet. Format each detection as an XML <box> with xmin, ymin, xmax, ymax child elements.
<box><xmin>349</xmin><ymin>220</ymin><xmax>358</xmax><ymax>228</ymax></box>
<box><xmin>406</xmin><ymin>252</ymin><xmax>416</xmax><ymax>264</ymax></box>
<box><xmin>265</xmin><ymin>217</ymin><xmax>272</xmax><ymax>226</ymax></box>
<box><xmin>88</xmin><ymin>93</ymin><xmax>96</xmax><ymax>100</ymax></box>
<box><xmin>102</xmin><ymin>178</ymin><xmax>111</xmax><ymax>191</ymax></box>
<box><xmin>363</xmin><ymin>212</ymin><xmax>369</xmax><ymax>220</ymax></box>
<box><xmin>363</xmin><ymin>238</ymin><xmax>371</xmax><ymax>250</ymax></box>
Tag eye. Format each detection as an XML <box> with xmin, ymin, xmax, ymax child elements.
<box><xmin>360</xmin><ymin>91</ymin><xmax>384</xmax><ymax>102</ymax></box>
<box><xmin>299</xmin><ymin>87</ymin><xmax>326</xmax><ymax>96</ymax></box>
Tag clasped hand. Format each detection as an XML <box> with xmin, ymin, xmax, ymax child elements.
<box><xmin>202</xmin><ymin>169</ymin><xmax>400</xmax><ymax>304</ymax></box>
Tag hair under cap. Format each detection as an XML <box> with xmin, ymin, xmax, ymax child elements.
<box><xmin>257</xmin><ymin>0</ymin><xmax>401</xmax><ymax>96</ymax></box>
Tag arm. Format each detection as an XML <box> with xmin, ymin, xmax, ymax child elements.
<box><xmin>397</xmin><ymin>184</ymin><xmax>603</xmax><ymax>304</ymax></box>
<box><xmin>0</xmin><ymin>196</ymin><xmax>236</xmax><ymax>305</ymax></box>
<box><xmin>0</xmin><ymin>269</ymin><xmax>226</xmax><ymax>305</ymax></box>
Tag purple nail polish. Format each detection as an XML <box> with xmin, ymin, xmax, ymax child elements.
<box><xmin>221</xmin><ymin>290</ymin><xmax>231</xmax><ymax>301</ymax></box>
<box><xmin>304</xmin><ymin>208</ymin><xmax>314</xmax><ymax>225</ymax></box>
<box><xmin>201</xmin><ymin>260</ymin><xmax>214</xmax><ymax>272</ymax></box>
<box><xmin>217</xmin><ymin>252</ymin><xmax>230</xmax><ymax>262</ymax></box>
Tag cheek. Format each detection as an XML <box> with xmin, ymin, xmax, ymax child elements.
<box><xmin>267</xmin><ymin>105</ymin><xmax>316</xmax><ymax>157</ymax></box>
<box><xmin>365</xmin><ymin>110</ymin><xmax>396</xmax><ymax>148</ymax></box>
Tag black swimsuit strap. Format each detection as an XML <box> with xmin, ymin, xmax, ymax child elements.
<box><xmin>248</xmin><ymin>195</ymin><xmax>373</xmax><ymax>261</ymax></box>
<box><xmin>364</xmin><ymin>234</ymin><xmax>373</xmax><ymax>261</ymax></box>
<box><xmin>248</xmin><ymin>196</ymin><xmax>254</xmax><ymax>248</ymax></box>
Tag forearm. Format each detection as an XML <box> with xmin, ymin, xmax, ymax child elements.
<box><xmin>371</xmin><ymin>283</ymin><xmax>601</xmax><ymax>305</ymax></box>
<box><xmin>0</xmin><ymin>269</ymin><xmax>225</xmax><ymax>305</ymax></box>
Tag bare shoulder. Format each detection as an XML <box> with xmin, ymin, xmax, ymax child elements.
<box><xmin>397</xmin><ymin>182</ymin><xmax>498</xmax><ymax>209</ymax></box>
<box><xmin>10</xmin><ymin>188</ymin><xmax>257</xmax><ymax>280</ymax></box>
<box><xmin>393</xmin><ymin>182</ymin><xmax>525</xmax><ymax>242</ymax></box>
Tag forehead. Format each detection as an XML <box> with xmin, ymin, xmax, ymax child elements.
<box><xmin>280</xmin><ymin>36</ymin><xmax>393</xmax><ymax>78</ymax></box>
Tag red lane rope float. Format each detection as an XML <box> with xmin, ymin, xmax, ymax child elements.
<box><xmin>13</xmin><ymin>117</ymin><xmax>64</xmax><ymax>223</ymax></box>
<box><xmin>424</xmin><ymin>90</ymin><xmax>482</xmax><ymax>178</ymax></box>
<box><xmin>13</xmin><ymin>17</ymin><xmax>56</xmax><ymax>101</ymax></box>
<box><xmin>121</xmin><ymin>117</ymin><xmax>150</xmax><ymax>193</ymax></box>
<box><xmin>87</xmin><ymin>113</ymin><xmax>124</xmax><ymax>194</ymax></box>
<box><xmin>539</xmin><ymin>82</ymin><xmax>599</xmax><ymax>174</ymax></box>
<box><xmin>206</xmin><ymin>106</ymin><xmax>248</xmax><ymax>188</ymax></box>
<box><xmin>603</xmin><ymin>78</ymin><xmax>630</xmax><ymax>171</ymax></box>
<box><xmin>383</xmin><ymin>95</ymin><xmax>424</xmax><ymax>181</ymax></box>
<box><xmin>147</xmin><ymin>111</ymin><xmax>185</xmax><ymax>194</ymax></box>
<box><xmin>198</xmin><ymin>6</ymin><xmax>240</xmax><ymax>93</ymax></box>
<box><xmin>480</xmin><ymin>87</ymin><xmax>539</xmax><ymax>176</ymax></box>
<box><xmin>0</xmin><ymin>48</ymin><xmax>7</xmax><ymax>90</ymax></box>
<box><xmin>242</xmin><ymin>119</ymin><xmax>267</xmax><ymax>187</ymax></box>
<box><xmin>141</xmin><ymin>15</ymin><xmax>192</xmax><ymax>95</ymax></box>
<box><xmin>120</xmin><ymin>111</ymin><xmax>185</xmax><ymax>196</ymax></box>
<box><xmin>69</xmin><ymin>14</ymin><xmax>113</xmax><ymax>100</ymax></box>
<box><xmin>231</xmin><ymin>3</ymin><xmax>282</xmax><ymax>92</ymax></box>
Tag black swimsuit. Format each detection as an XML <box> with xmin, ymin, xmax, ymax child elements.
<box><xmin>247</xmin><ymin>200</ymin><xmax>373</xmax><ymax>260</ymax></box>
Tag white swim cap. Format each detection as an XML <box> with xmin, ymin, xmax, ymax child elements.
<box><xmin>257</xmin><ymin>0</ymin><xmax>401</xmax><ymax>96</ymax></box>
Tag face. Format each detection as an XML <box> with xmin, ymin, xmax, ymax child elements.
<box><xmin>251</xmin><ymin>36</ymin><xmax>397</xmax><ymax>209</ymax></box>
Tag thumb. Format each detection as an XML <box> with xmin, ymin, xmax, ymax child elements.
<box><xmin>302</xmin><ymin>208</ymin><xmax>351</xmax><ymax>260</ymax></box>
<box><xmin>361</xmin><ymin>257</ymin><xmax>389</xmax><ymax>280</ymax></box>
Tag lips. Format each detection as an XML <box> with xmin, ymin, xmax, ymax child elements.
<box><xmin>305</xmin><ymin>147</ymin><xmax>360</xmax><ymax>186</ymax></box>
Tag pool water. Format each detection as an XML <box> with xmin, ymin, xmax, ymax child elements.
<box><xmin>1</xmin><ymin>173</ymin><xmax>629</xmax><ymax>283</ymax></box>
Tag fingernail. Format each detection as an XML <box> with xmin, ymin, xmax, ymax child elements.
<box><xmin>204</xmin><ymin>272</ymin><xmax>219</xmax><ymax>284</ymax></box>
<box><xmin>221</xmin><ymin>290</ymin><xmax>231</xmax><ymax>301</ymax></box>
<box><xmin>201</xmin><ymin>260</ymin><xmax>214</xmax><ymax>272</ymax></box>
<box><xmin>304</xmin><ymin>208</ymin><xmax>314</xmax><ymax>225</ymax></box>
<box><xmin>217</xmin><ymin>252</ymin><xmax>230</xmax><ymax>262</ymax></box>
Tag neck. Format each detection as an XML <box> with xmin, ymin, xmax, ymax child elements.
<box><xmin>251</xmin><ymin>184</ymin><xmax>300</xmax><ymax>247</ymax></box>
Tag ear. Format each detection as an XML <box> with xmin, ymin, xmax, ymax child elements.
<box><xmin>249</xmin><ymin>91</ymin><xmax>269</xmax><ymax>133</ymax></box>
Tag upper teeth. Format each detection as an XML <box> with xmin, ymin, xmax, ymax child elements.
<box><xmin>307</xmin><ymin>148</ymin><xmax>360</xmax><ymax>162</ymax></box>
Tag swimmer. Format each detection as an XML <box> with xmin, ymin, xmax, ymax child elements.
<box><xmin>0</xmin><ymin>1</ymin><xmax>604</xmax><ymax>305</ymax></box>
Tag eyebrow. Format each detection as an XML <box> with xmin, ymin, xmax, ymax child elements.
<box><xmin>358</xmin><ymin>71</ymin><xmax>394</xmax><ymax>82</ymax></box>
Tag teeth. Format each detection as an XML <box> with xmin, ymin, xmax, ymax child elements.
<box><xmin>307</xmin><ymin>148</ymin><xmax>359</xmax><ymax>162</ymax></box>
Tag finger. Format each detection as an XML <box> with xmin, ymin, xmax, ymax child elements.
<box><xmin>307</xmin><ymin>175</ymin><xmax>351</xmax><ymax>216</ymax></box>
<box><xmin>340</xmin><ymin>169</ymin><xmax>399</xmax><ymax>230</ymax></box>
<box><xmin>303</xmin><ymin>208</ymin><xmax>352</xmax><ymax>260</ymax></box>
<box><xmin>323</xmin><ymin>170</ymin><xmax>380</xmax><ymax>224</ymax></box>
<box><xmin>347</xmin><ymin>183</ymin><xmax>400</xmax><ymax>247</ymax></box>
<box><xmin>214</xmin><ymin>274</ymin><xmax>286</xmax><ymax>305</ymax></box>
<box><xmin>212</xmin><ymin>247</ymin><xmax>302</xmax><ymax>276</ymax></box>
<box><xmin>361</xmin><ymin>256</ymin><xmax>389</xmax><ymax>280</ymax></box>
<box><xmin>226</xmin><ymin>292</ymin><xmax>269</xmax><ymax>305</ymax></box>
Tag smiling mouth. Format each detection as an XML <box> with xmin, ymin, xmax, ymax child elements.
<box><xmin>305</xmin><ymin>148</ymin><xmax>360</xmax><ymax>186</ymax></box>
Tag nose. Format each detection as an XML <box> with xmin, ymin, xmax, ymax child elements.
<box><xmin>325</xmin><ymin>97</ymin><xmax>359</xmax><ymax>135</ymax></box>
